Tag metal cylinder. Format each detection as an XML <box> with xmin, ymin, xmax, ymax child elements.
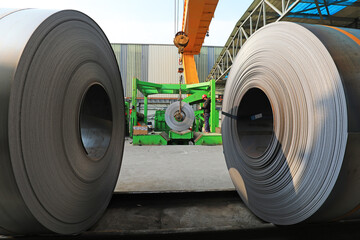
<box><xmin>222</xmin><ymin>22</ymin><xmax>360</xmax><ymax>225</ymax></box>
<box><xmin>165</xmin><ymin>101</ymin><xmax>195</xmax><ymax>131</ymax></box>
<box><xmin>0</xmin><ymin>9</ymin><xmax>124</xmax><ymax>235</ymax></box>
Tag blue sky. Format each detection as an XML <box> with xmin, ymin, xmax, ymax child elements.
<box><xmin>2</xmin><ymin>0</ymin><xmax>253</xmax><ymax>46</ymax></box>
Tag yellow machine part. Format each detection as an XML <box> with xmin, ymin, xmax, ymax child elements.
<box><xmin>173</xmin><ymin>32</ymin><xmax>189</xmax><ymax>54</ymax></box>
<box><xmin>183</xmin><ymin>54</ymin><xmax>199</xmax><ymax>84</ymax></box>
<box><xmin>181</xmin><ymin>0</ymin><xmax>218</xmax><ymax>84</ymax></box>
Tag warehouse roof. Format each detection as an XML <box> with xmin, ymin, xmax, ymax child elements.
<box><xmin>207</xmin><ymin>0</ymin><xmax>360</xmax><ymax>85</ymax></box>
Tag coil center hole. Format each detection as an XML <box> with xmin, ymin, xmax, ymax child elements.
<box><xmin>79</xmin><ymin>84</ymin><xmax>113</xmax><ymax>160</ymax></box>
<box><xmin>174</xmin><ymin>110</ymin><xmax>185</xmax><ymax>122</ymax></box>
<box><xmin>237</xmin><ymin>88</ymin><xmax>274</xmax><ymax>158</ymax></box>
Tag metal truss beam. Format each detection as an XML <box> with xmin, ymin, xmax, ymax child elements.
<box><xmin>207</xmin><ymin>0</ymin><xmax>360</xmax><ymax>84</ymax></box>
<box><xmin>207</xmin><ymin>0</ymin><xmax>301</xmax><ymax>83</ymax></box>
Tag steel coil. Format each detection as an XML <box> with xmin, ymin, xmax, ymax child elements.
<box><xmin>0</xmin><ymin>9</ymin><xmax>124</xmax><ymax>235</ymax></box>
<box><xmin>165</xmin><ymin>101</ymin><xmax>195</xmax><ymax>131</ymax></box>
<box><xmin>222</xmin><ymin>22</ymin><xmax>360</xmax><ymax>225</ymax></box>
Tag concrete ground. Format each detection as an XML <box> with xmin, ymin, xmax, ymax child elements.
<box><xmin>115</xmin><ymin>138</ymin><xmax>234</xmax><ymax>192</ymax></box>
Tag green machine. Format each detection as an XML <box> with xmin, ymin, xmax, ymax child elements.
<box><xmin>124</xmin><ymin>101</ymin><xmax>130</xmax><ymax>136</ymax></box>
<box><xmin>154</xmin><ymin>110</ymin><xmax>170</xmax><ymax>133</ymax></box>
<box><xmin>130</xmin><ymin>78</ymin><xmax>222</xmax><ymax>145</ymax></box>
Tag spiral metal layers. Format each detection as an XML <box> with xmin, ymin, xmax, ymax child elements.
<box><xmin>0</xmin><ymin>9</ymin><xmax>124</xmax><ymax>234</ymax></box>
<box><xmin>165</xmin><ymin>101</ymin><xmax>195</xmax><ymax>131</ymax></box>
<box><xmin>222</xmin><ymin>22</ymin><xmax>360</xmax><ymax>225</ymax></box>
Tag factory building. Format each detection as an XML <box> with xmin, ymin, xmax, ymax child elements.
<box><xmin>111</xmin><ymin>43</ymin><xmax>222</xmax><ymax>98</ymax></box>
<box><xmin>1</xmin><ymin>0</ymin><xmax>360</xmax><ymax>238</ymax></box>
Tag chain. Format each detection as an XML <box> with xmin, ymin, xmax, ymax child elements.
<box><xmin>179</xmin><ymin>74</ymin><xmax>183</xmax><ymax>116</ymax></box>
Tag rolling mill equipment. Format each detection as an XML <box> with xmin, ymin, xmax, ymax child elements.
<box><xmin>129</xmin><ymin>78</ymin><xmax>222</xmax><ymax>145</ymax></box>
<box><xmin>127</xmin><ymin>0</ymin><xmax>222</xmax><ymax>146</ymax></box>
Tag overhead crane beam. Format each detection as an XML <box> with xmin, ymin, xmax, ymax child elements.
<box><xmin>207</xmin><ymin>0</ymin><xmax>360</xmax><ymax>85</ymax></box>
<box><xmin>181</xmin><ymin>0</ymin><xmax>218</xmax><ymax>84</ymax></box>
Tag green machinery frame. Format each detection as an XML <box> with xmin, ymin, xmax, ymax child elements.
<box><xmin>130</xmin><ymin>78</ymin><xmax>218</xmax><ymax>137</ymax></box>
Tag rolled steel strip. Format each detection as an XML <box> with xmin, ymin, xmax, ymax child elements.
<box><xmin>165</xmin><ymin>101</ymin><xmax>195</xmax><ymax>131</ymax></box>
<box><xmin>222</xmin><ymin>22</ymin><xmax>360</xmax><ymax>225</ymax></box>
<box><xmin>0</xmin><ymin>9</ymin><xmax>124</xmax><ymax>234</ymax></box>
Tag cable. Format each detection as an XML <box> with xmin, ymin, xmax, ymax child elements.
<box><xmin>174</xmin><ymin>0</ymin><xmax>177</xmax><ymax>35</ymax></box>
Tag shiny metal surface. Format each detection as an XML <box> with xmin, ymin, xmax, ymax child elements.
<box><xmin>79</xmin><ymin>84</ymin><xmax>113</xmax><ymax>160</ymax></box>
<box><xmin>165</xmin><ymin>101</ymin><xmax>195</xmax><ymax>131</ymax></box>
<box><xmin>222</xmin><ymin>22</ymin><xmax>359</xmax><ymax>225</ymax></box>
<box><xmin>0</xmin><ymin>9</ymin><xmax>124</xmax><ymax>235</ymax></box>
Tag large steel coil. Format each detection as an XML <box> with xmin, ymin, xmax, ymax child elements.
<box><xmin>165</xmin><ymin>101</ymin><xmax>195</xmax><ymax>131</ymax></box>
<box><xmin>0</xmin><ymin>9</ymin><xmax>124</xmax><ymax>235</ymax></box>
<box><xmin>222</xmin><ymin>22</ymin><xmax>360</xmax><ymax>225</ymax></box>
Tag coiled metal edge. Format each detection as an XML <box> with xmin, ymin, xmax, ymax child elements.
<box><xmin>0</xmin><ymin>9</ymin><xmax>125</xmax><ymax>235</ymax></box>
<box><xmin>222</xmin><ymin>22</ymin><xmax>360</xmax><ymax>225</ymax></box>
<box><xmin>165</xmin><ymin>101</ymin><xmax>195</xmax><ymax>131</ymax></box>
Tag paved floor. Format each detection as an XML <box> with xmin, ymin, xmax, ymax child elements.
<box><xmin>115</xmin><ymin>138</ymin><xmax>234</xmax><ymax>192</ymax></box>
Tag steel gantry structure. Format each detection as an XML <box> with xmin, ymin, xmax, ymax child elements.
<box><xmin>206</xmin><ymin>0</ymin><xmax>360</xmax><ymax>88</ymax></box>
<box><xmin>181</xmin><ymin>0</ymin><xmax>219</xmax><ymax>84</ymax></box>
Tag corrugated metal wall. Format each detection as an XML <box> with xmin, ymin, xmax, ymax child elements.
<box><xmin>111</xmin><ymin>43</ymin><xmax>222</xmax><ymax>98</ymax></box>
<box><xmin>148</xmin><ymin>45</ymin><xmax>179</xmax><ymax>98</ymax></box>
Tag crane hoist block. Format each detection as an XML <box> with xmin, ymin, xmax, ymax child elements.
<box><xmin>173</xmin><ymin>31</ymin><xmax>189</xmax><ymax>54</ymax></box>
